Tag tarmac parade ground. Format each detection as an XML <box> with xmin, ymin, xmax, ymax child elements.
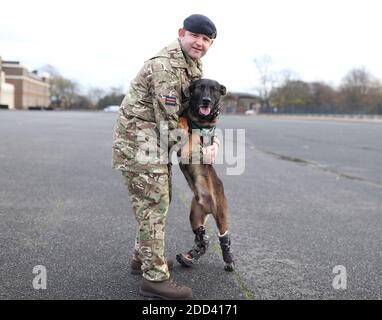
<box><xmin>0</xmin><ymin>111</ymin><xmax>381</xmax><ymax>299</ymax></box>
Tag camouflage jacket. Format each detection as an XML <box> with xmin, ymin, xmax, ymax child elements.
<box><xmin>112</xmin><ymin>39</ymin><xmax>203</xmax><ymax>173</ymax></box>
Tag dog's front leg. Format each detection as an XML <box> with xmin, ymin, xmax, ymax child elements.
<box><xmin>177</xmin><ymin>117</ymin><xmax>192</xmax><ymax>161</ymax></box>
<box><xmin>176</xmin><ymin>225</ymin><xmax>210</xmax><ymax>268</ymax></box>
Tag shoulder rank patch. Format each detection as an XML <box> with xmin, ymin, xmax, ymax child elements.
<box><xmin>164</xmin><ymin>95</ymin><xmax>177</xmax><ymax>107</ymax></box>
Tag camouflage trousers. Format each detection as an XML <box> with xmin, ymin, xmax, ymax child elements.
<box><xmin>122</xmin><ymin>167</ymin><xmax>172</xmax><ymax>281</ymax></box>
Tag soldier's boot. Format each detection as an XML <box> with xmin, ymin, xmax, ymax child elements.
<box><xmin>140</xmin><ymin>278</ymin><xmax>193</xmax><ymax>300</ymax></box>
<box><xmin>130</xmin><ymin>250</ymin><xmax>174</xmax><ymax>275</ymax></box>
<box><xmin>218</xmin><ymin>232</ymin><xmax>235</xmax><ymax>272</ymax></box>
<box><xmin>176</xmin><ymin>226</ymin><xmax>209</xmax><ymax>267</ymax></box>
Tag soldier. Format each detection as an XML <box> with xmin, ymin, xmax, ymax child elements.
<box><xmin>112</xmin><ymin>14</ymin><xmax>219</xmax><ymax>299</ymax></box>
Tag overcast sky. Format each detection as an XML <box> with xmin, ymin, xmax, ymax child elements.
<box><xmin>1</xmin><ymin>0</ymin><xmax>381</xmax><ymax>94</ymax></box>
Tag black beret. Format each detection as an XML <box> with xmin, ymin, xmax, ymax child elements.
<box><xmin>183</xmin><ymin>14</ymin><xmax>217</xmax><ymax>39</ymax></box>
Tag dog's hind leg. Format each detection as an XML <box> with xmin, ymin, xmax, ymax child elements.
<box><xmin>214</xmin><ymin>194</ymin><xmax>235</xmax><ymax>272</ymax></box>
<box><xmin>176</xmin><ymin>197</ymin><xmax>210</xmax><ymax>267</ymax></box>
<box><xmin>217</xmin><ymin>231</ymin><xmax>235</xmax><ymax>271</ymax></box>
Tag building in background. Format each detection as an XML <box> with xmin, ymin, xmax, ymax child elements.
<box><xmin>1</xmin><ymin>59</ymin><xmax>50</xmax><ymax>110</ymax></box>
<box><xmin>0</xmin><ymin>56</ymin><xmax>15</xmax><ymax>109</ymax></box>
<box><xmin>221</xmin><ymin>92</ymin><xmax>261</xmax><ymax>114</ymax></box>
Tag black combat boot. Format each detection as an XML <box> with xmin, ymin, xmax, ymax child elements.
<box><xmin>218</xmin><ymin>232</ymin><xmax>235</xmax><ymax>271</ymax></box>
<box><xmin>176</xmin><ymin>226</ymin><xmax>209</xmax><ymax>267</ymax></box>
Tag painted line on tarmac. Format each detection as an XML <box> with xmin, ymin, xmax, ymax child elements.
<box><xmin>173</xmin><ymin>186</ymin><xmax>257</xmax><ymax>300</ymax></box>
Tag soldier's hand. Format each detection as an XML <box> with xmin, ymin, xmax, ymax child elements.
<box><xmin>202</xmin><ymin>142</ymin><xmax>219</xmax><ymax>164</ymax></box>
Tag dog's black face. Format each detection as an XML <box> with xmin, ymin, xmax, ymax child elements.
<box><xmin>188</xmin><ymin>79</ymin><xmax>226</xmax><ymax>123</ymax></box>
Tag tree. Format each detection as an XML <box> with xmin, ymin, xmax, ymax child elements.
<box><xmin>310</xmin><ymin>82</ymin><xmax>337</xmax><ymax>114</ymax></box>
<box><xmin>87</xmin><ymin>87</ymin><xmax>106</xmax><ymax>108</ymax></box>
<box><xmin>37</xmin><ymin>65</ymin><xmax>80</xmax><ymax>108</ymax></box>
<box><xmin>253</xmin><ymin>55</ymin><xmax>277</xmax><ymax>112</ymax></box>
<box><xmin>96</xmin><ymin>92</ymin><xmax>125</xmax><ymax>109</ymax></box>
<box><xmin>270</xmin><ymin>80</ymin><xmax>312</xmax><ymax>113</ymax></box>
<box><xmin>275</xmin><ymin>69</ymin><xmax>300</xmax><ymax>86</ymax></box>
<box><xmin>72</xmin><ymin>95</ymin><xmax>93</xmax><ymax>108</ymax></box>
<box><xmin>365</xmin><ymin>82</ymin><xmax>382</xmax><ymax>114</ymax></box>
<box><xmin>49</xmin><ymin>77</ymin><xmax>80</xmax><ymax>108</ymax></box>
<box><xmin>338</xmin><ymin>67</ymin><xmax>378</xmax><ymax>114</ymax></box>
<box><xmin>37</xmin><ymin>64</ymin><xmax>61</xmax><ymax>79</ymax></box>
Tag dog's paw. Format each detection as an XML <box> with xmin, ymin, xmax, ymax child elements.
<box><xmin>224</xmin><ymin>262</ymin><xmax>235</xmax><ymax>272</ymax></box>
<box><xmin>176</xmin><ymin>253</ymin><xmax>196</xmax><ymax>268</ymax></box>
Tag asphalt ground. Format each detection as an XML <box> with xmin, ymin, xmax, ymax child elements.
<box><xmin>0</xmin><ymin>111</ymin><xmax>381</xmax><ymax>300</ymax></box>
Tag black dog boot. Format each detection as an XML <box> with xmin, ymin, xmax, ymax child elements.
<box><xmin>176</xmin><ymin>226</ymin><xmax>209</xmax><ymax>267</ymax></box>
<box><xmin>218</xmin><ymin>231</ymin><xmax>235</xmax><ymax>272</ymax></box>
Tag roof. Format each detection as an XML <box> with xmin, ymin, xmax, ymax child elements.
<box><xmin>223</xmin><ymin>92</ymin><xmax>259</xmax><ymax>100</ymax></box>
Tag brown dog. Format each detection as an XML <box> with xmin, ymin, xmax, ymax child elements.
<box><xmin>176</xmin><ymin>79</ymin><xmax>235</xmax><ymax>272</ymax></box>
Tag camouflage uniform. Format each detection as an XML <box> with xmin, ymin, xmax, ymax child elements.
<box><xmin>112</xmin><ymin>39</ymin><xmax>203</xmax><ymax>281</ymax></box>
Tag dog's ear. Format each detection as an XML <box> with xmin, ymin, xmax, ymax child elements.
<box><xmin>189</xmin><ymin>82</ymin><xmax>196</xmax><ymax>93</ymax></box>
<box><xmin>220</xmin><ymin>85</ymin><xmax>227</xmax><ymax>96</ymax></box>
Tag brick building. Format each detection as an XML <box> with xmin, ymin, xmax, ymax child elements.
<box><xmin>1</xmin><ymin>59</ymin><xmax>50</xmax><ymax>110</ymax></box>
<box><xmin>0</xmin><ymin>56</ymin><xmax>15</xmax><ymax>109</ymax></box>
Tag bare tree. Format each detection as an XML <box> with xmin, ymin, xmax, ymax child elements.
<box><xmin>37</xmin><ymin>64</ymin><xmax>61</xmax><ymax>79</ymax></box>
<box><xmin>87</xmin><ymin>87</ymin><xmax>106</xmax><ymax>108</ymax></box>
<box><xmin>49</xmin><ymin>77</ymin><xmax>79</xmax><ymax>108</ymax></box>
<box><xmin>341</xmin><ymin>67</ymin><xmax>373</xmax><ymax>89</ymax></box>
<box><xmin>275</xmin><ymin>69</ymin><xmax>300</xmax><ymax>86</ymax></box>
<box><xmin>339</xmin><ymin>67</ymin><xmax>377</xmax><ymax>113</ymax></box>
<box><xmin>37</xmin><ymin>64</ymin><xmax>82</xmax><ymax>109</ymax></box>
<box><xmin>253</xmin><ymin>55</ymin><xmax>277</xmax><ymax>112</ymax></box>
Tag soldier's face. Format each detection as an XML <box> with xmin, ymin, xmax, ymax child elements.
<box><xmin>178</xmin><ymin>29</ymin><xmax>213</xmax><ymax>60</ymax></box>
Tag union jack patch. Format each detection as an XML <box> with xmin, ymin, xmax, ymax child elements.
<box><xmin>164</xmin><ymin>95</ymin><xmax>177</xmax><ymax>107</ymax></box>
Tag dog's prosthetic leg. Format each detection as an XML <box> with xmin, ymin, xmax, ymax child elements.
<box><xmin>218</xmin><ymin>231</ymin><xmax>235</xmax><ymax>272</ymax></box>
<box><xmin>176</xmin><ymin>226</ymin><xmax>209</xmax><ymax>267</ymax></box>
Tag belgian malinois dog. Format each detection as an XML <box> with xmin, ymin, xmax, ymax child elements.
<box><xmin>176</xmin><ymin>79</ymin><xmax>235</xmax><ymax>272</ymax></box>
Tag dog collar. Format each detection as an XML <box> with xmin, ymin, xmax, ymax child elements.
<box><xmin>188</xmin><ymin>118</ymin><xmax>216</xmax><ymax>139</ymax></box>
